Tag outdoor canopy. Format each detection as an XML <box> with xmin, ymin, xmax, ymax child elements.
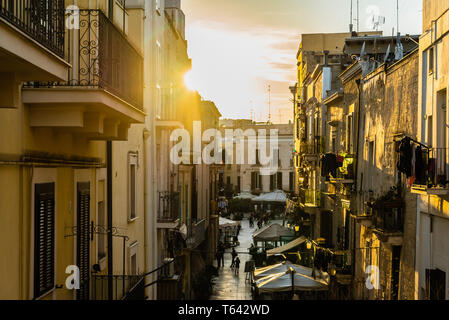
<box><xmin>266</xmin><ymin>236</ymin><xmax>307</xmax><ymax>257</ymax></box>
<box><xmin>219</xmin><ymin>217</ymin><xmax>240</xmax><ymax>229</ymax></box>
<box><xmin>251</xmin><ymin>190</ymin><xmax>287</xmax><ymax>203</ymax></box>
<box><xmin>252</xmin><ymin>223</ymin><xmax>295</xmax><ymax>242</ymax></box>
<box><xmin>254</xmin><ymin>261</ymin><xmax>329</xmax><ymax>293</ymax></box>
<box><xmin>233</xmin><ymin>192</ymin><xmax>256</xmax><ymax>200</ymax></box>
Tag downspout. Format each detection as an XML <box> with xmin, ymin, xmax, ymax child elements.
<box><xmin>352</xmin><ymin>78</ymin><xmax>362</xmax><ymax>287</ymax></box>
<box><xmin>107</xmin><ymin>141</ymin><xmax>113</xmax><ymax>300</ymax></box>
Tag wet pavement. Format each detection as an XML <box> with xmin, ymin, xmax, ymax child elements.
<box><xmin>210</xmin><ymin>218</ymin><xmax>254</xmax><ymax>300</ymax></box>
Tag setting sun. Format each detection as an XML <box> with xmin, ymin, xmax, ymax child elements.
<box><xmin>184</xmin><ymin>70</ymin><xmax>196</xmax><ymax>91</ymax></box>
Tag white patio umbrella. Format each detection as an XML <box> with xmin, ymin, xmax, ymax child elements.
<box><xmin>254</xmin><ymin>261</ymin><xmax>329</xmax><ymax>293</ymax></box>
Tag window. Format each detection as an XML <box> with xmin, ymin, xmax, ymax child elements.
<box><xmin>368</xmin><ymin>141</ymin><xmax>375</xmax><ymax>191</ymax></box>
<box><xmin>429</xmin><ymin>47</ymin><xmax>434</xmax><ymax>74</ymax></box>
<box><xmin>34</xmin><ymin>183</ymin><xmax>55</xmax><ymax>299</ymax></box>
<box><xmin>331</xmin><ymin>127</ymin><xmax>337</xmax><ymax>153</ymax></box>
<box><xmin>97</xmin><ymin>180</ymin><xmax>106</xmax><ymax>261</ymax></box>
<box><xmin>427</xmin><ymin>115</ymin><xmax>433</xmax><ymax>147</ymax></box>
<box><xmin>277</xmin><ymin>172</ymin><xmax>283</xmax><ymax>190</ymax></box>
<box><xmin>289</xmin><ymin>172</ymin><xmax>294</xmax><ymax>191</ymax></box>
<box><xmin>129</xmin><ymin>153</ymin><xmax>138</xmax><ymax>220</ymax></box>
<box><xmin>237</xmin><ymin>176</ymin><xmax>241</xmax><ymax>192</ymax></box>
<box><xmin>128</xmin><ymin>242</ymin><xmax>138</xmax><ymax>275</ymax></box>
<box><xmin>346</xmin><ymin>112</ymin><xmax>354</xmax><ymax>153</ymax></box>
<box><xmin>251</xmin><ymin>172</ymin><xmax>261</xmax><ymax>190</ymax></box>
<box><xmin>296</xmin><ymin>118</ymin><xmax>301</xmax><ymax>139</ymax></box>
<box><xmin>270</xmin><ymin>174</ymin><xmax>275</xmax><ymax>191</ymax></box>
<box><xmin>256</xmin><ymin>149</ymin><xmax>260</xmax><ymax>165</ymax></box>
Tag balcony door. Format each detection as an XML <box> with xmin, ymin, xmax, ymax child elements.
<box><xmin>77</xmin><ymin>182</ymin><xmax>90</xmax><ymax>300</ymax></box>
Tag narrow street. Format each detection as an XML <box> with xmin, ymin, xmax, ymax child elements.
<box><xmin>210</xmin><ymin>218</ymin><xmax>254</xmax><ymax>300</ymax></box>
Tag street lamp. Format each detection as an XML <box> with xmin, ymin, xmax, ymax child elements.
<box><xmin>294</xmin><ymin>225</ymin><xmax>300</xmax><ymax>232</ymax></box>
<box><xmin>306</xmin><ymin>240</ymin><xmax>312</xmax><ymax>250</ymax></box>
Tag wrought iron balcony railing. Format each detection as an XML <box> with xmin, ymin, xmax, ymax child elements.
<box><xmin>370</xmin><ymin>199</ymin><xmax>404</xmax><ymax>233</ymax></box>
<box><xmin>300</xmin><ymin>137</ymin><xmax>324</xmax><ymax>156</ymax></box>
<box><xmin>0</xmin><ymin>0</ymin><xmax>65</xmax><ymax>57</ymax></box>
<box><xmin>428</xmin><ymin>148</ymin><xmax>449</xmax><ymax>188</ymax></box>
<box><xmin>26</xmin><ymin>9</ymin><xmax>143</xmax><ymax>110</ymax></box>
<box><xmin>299</xmin><ymin>189</ymin><xmax>321</xmax><ymax>208</ymax></box>
<box><xmin>158</xmin><ymin>191</ymin><xmax>180</xmax><ymax>223</ymax></box>
<box><xmin>91</xmin><ymin>274</ymin><xmax>145</xmax><ymax>300</ymax></box>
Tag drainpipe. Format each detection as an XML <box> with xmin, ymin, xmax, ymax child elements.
<box><xmin>352</xmin><ymin>78</ymin><xmax>362</xmax><ymax>285</ymax></box>
<box><xmin>107</xmin><ymin>141</ymin><xmax>113</xmax><ymax>300</ymax></box>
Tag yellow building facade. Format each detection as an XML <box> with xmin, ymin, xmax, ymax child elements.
<box><xmin>0</xmin><ymin>0</ymin><xmax>147</xmax><ymax>300</ymax></box>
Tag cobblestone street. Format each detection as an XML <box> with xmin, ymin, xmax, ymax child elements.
<box><xmin>210</xmin><ymin>218</ymin><xmax>254</xmax><ymax>300</ymax></box>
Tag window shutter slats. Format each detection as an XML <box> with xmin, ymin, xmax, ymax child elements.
<box><xmin>77</xmin><ymin>182</ymin><xmax>91</xmax><ymax>300</ymax></box>
<box><xmin>34</xmin><ymin>183</ymin><xmax>55</xmax><ymax>299</ymax></box>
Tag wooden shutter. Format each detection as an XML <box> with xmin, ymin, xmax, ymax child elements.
<box><xmin>277</xmin><ymin>172</ymin><xmax>283</xmax><ymax>190</ymax></box>
<box><xmin>270</xmin><ymin>175</ymin><xmax>275</xmax><ymax>191</ymax></box>
<box><xmin>251</xmin><ymin>172</ymin><xmax>256</xmax><ymax>190</ymax></box>
<box><xmin>77</xmin><ymin>182</ymin><xmax>90</xmax><ymax>300</ymax></box>
<box><xmin>34</xmin><ymin>183</ymin><xmax>55</xmax><ymax>299</ymax></box>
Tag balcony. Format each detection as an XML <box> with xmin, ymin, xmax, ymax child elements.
<box><xmin>91</xmin><ymin>274</ymin><xmax>145</xmax><ymax>300</ymax></box>
<box><xmin>22</xmin><ymin>9</ymin><xmax>145</xmax><ymax>140</ymax></box>
<box><xmin>411</xmin><ymin>148</ymin><xmax>449</xmax><ymax>196</ymax></box>
<box><xmin>299</xmin><ymin>188</ymin><xmax>321</xmax><ymax>213</ymax></box>
<box><xmin>300</xmin><ymin>137</ymin><xmax>323</xmax><ymax>162</ymax></box>
<box><xmin>157</xmin><ymin>191</ymin><xmax>180</xmax><ymax>228</ymax></box>
<box><xmin>369</xmin><ymin>199</ymin><xmax>404</xmax><ymax>243</ymax></box>
<box><xmin>0</xmin><ymin>0</ymin><xmax>68</xmax><ymax>92</ymax></box>
<box><xmin>328</xmin><ymin>155</ymin><xmax>355</xmax><ymax>185</ymax></box>
<box><xmin>186</xmin><ymin>218</ymin><xmax>206</xmax><ymax>249</ymax></box>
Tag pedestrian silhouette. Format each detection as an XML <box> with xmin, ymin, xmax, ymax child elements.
<box><xmin>234</xmin><ymin>256</ymin><xmax>241</xmax><ymax>275</ymax></box>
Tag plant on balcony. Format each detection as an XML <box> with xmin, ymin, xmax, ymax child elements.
<box><xmin>368</xmin><ymin>185</ymin><xmax>403</xmax><ymax>209</ymax></box>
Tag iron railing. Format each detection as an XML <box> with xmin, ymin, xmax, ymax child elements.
<box><xmin>371</xmin><ymin>200</ymin><xmax>404</xmax><ymax>233</ymax></box>
<box><xmin>26</xmin><ymin>9</ymin><xmax>143</xmax><ymax>109</ymax></box>
<box><xmin>300</xmin><ymin>137</ymin><xmax>324</xmax><ymax>156</ymax></box>
<box><xmin>428</xmin><ymin>148</ymin><xmax>449</xmax><ymax>188</ymax></box>
<box><xmin>186</xmin><ymin>218</ymin><xmax>206</xmax><ymax>249</ymax></box>
<box><xmin>299</xmin><ymin>189</ymin><xmax>321</xmax><ymax>207</ymax></box>
<box><xmin>0</xmin><ymin>0</ymin><xmax>65</xmax><ymax>57</ymax></box>
<box><xmin>158</xmin><ymin>191</ymin><xmax>180</xmax><ymax>223</ymax></box>
<box><xmin>91</xmin><ymin>274</ymin><xmax>145</xmax><ymax>300</ymax></box>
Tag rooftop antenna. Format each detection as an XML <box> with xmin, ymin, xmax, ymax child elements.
<box><xmin>349</xmin><ymin>0</ymin><xmax>353</xmax><ymax>33</ymax></box>
<box><xmin>397</xmin><ymin>0</ymin><xmax>399</xmax><ymax>35</ymax></box>
<box><xmin>268</xmin><ymin>85</ymin><xmax>272</xmax><ymax>124</ymax></box>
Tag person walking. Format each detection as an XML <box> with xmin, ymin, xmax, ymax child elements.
<box><xmin>234</xmin><ymin>256</ymin><xmax>241</xmax><ymax>275</ymax></box>
<box><xmin>230</xmin><ymin>248</ymin><xmax>237</xmax><ymax>268</ymax></box>
<box><xmin>216</xmin><ymin>241</ymin><xmax>225</xmax><ymax>268</ymax></box>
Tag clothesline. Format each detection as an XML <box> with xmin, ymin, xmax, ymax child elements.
<box><xmin>395</xmin><ymin>135</ymin><xmax>430</xmax><ymax>150</ymax></box>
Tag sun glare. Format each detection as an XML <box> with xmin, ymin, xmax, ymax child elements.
<box><xmin>184</xmin><ymin>71</ymin><xmax>196</xmax><ymax>91</ymax></box>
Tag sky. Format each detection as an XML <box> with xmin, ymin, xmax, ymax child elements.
<box><xmin>181</xmin><ymin>0</ymin><xmax>423</xmax><ymax>123</ymax></box>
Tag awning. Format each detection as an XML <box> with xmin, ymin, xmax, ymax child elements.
<box><xmin>252</xmin><ymin>190</ymin><xmax>287</xmax><ymax>203</ymax></box>
<box><xmin>219</xmin><ymin>217</ymin><xmax>240</xmax><ymax>229</ymax></box>
<box><xmin>266</xmin><ymin>236</ymin><xmax>307</xmax><ymax>257</ymax></box>
<box><xmin>233</xmin><ymin>192</ymin><xmax>256</xmax><ymax>200</ymax></box>
<box><xmin>253</xmin><ymin>223</ymin><xmax>295</xmax><ymax>242</ymax></box>
<box><xmin>254</xmin><ymin>261</ymin><xmax>329</xmax><ymax>293</ymax></box>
